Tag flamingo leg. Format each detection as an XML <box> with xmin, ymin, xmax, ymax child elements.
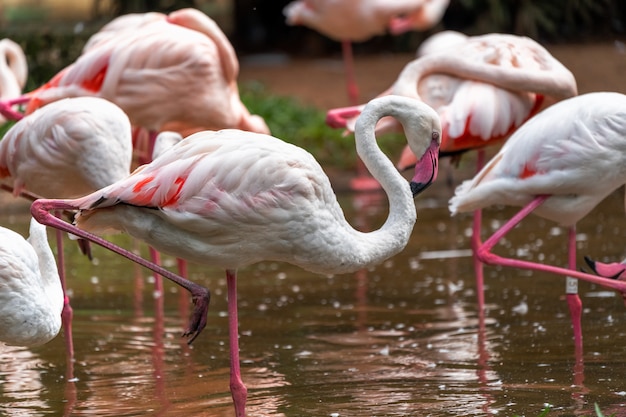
<box><xmin>471</xmin><ymin>149</ymin><xmax>486</xmax><ymax>319</ymax></box>
<box><xmin>475</xmin><ymin>195</ymin><xmax>626</xmax><ymax>302</ymax></box>
<box><xmin>54</xmin><ymin>211</ymin><xmax>75</xmax><ymax>362</ymax></box>
<box><xmin>31</xmin><ymin>199</ymin><xmax>211</xmax><ymax>343</ymax></box>
<box><xmin>566</xmin><ymin>226</ymin><xmax>583</xmax><ymax>352</ymax></box>
<box><xmin>226</xmin><ymin>269</ymin><xmax>247</xmax><ymax>417</ymax></box>
<box><xmin>341</xmin><ymin>40</ymin><xmax>359</xmax><ymax>106</ymax></box>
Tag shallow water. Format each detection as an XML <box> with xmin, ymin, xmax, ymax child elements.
<box><xmin>0</xmin><ymin>181</ymin><xmax>624</xmax><ymax>417</ymax></box>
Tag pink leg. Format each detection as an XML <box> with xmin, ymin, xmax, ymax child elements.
<box><xmin>31</xmin><ymin>199</ymin><xmax>211</xmax><ymax>343</ymax></box>
<box><xmin>476</xmin><ymin>195</ymin><xmax>626</xmax><ymax>298</ymax></box>
<box><xmin>226</xmin><ymin>269</ymin><xmax>247</xmax><ymax>417</ymax></box>
<box><xmin>566</xmin><ymin>226</ymin><xmax>583</xmax><ymax>352</ymax></box>
<box><xmin>472</xmin><ymin>150</ymin><xmax>486</xmax><ymax>318</ymax></box>
<box><xmin>54</xmin><ymin>214</ymin><xmax>75</xmax><ymax>362</ymax></box>
<box><xmin>341</xmin><ymin>40</ymin><xmax>359</xmax><ymax>106</ymax></box>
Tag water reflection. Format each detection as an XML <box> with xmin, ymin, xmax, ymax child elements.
<box><xmin>0</xmin><ymin>185</ymin><xmax>624</xmax><ymax>416</ymax></box>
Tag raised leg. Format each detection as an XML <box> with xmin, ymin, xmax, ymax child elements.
<box><xmin>31</xmin><ymin>199</ymin><xmax>211</xmax><ymax>343</ymax></box>
<box><xmin>226</xmin><ymin>269</ymin><xmax>247</xmax><ymax>417</ymax></box>
<box><xmin>476</xmin><ymin>195</ymin><xmax>626</xmax><ymax>298</ymax></box>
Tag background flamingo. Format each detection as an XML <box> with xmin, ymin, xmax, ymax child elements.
<box><xmin>0</xmin><ymin>39</ymin><xmax>28</xmax><ymax>125</ymax></box>
<box><xmin>31</xmin><ymin>94</ymin><xmax>442</xmax><ymax>417</ymax></box>
<box><xmin>0</xmin><ymin>218</ymin><xmax>63</xmax><ymax>347</ymax></box>
<box><xmin>284</xmin><ymin>0</ymin><xmax>449</xmax><ymax>190</ymax></box>
<box><xmin>0</xmin><ymin>8</ymin><xmax>269</xmax><ymax>165</ymax></box>
<box><xmin>448</xmin><ymin>92</ymin><xmax>626</xmax><ymax>354</ymax></box>
<box><xmin>0</xmin><ymin>96</ymin><xmax>133</xmax><ymax>358</ymax></box>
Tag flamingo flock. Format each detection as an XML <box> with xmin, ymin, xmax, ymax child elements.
<box><xmin>0</xmin><ymin>3</ymin><xmax>625</xmax><ymax>416</ymax></box>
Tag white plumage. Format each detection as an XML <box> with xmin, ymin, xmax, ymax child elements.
<box><xmin>0</xmin><ymin>219</ymin><xmax>63</xmax><ymax>347</ymax></box>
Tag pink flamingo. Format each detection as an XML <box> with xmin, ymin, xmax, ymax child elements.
<box><xmin>0</xmin><ymin>218</ymin><xmax>63</xmax><ymax>347</ymax></box>
<box><xmin>284</xmin><ymin>0</ymin><xmax>449</xmax><ymax>190</ymax></box>
<box><xmin>283</xmin><ymin>0</ymin><xmax>450</xmax><ymax>104</ymax></box>
<box><xmin>327</xmin><ymin>33</ymin><xmax>578</xmax><ymax>317</ymax></box>
<box><xmin>31</xmin><ymin>95</ymin><xmax>442</xmax><ymax>417</ymax></box>
<box><xmin>0</xmin><ymin>38</ymin><xmax>28</xmax><ymax>125</ymax></box>
<box><xmin>0</xmin><ymin>96</ymin><xmax>133</xmax><ymax>359</ymax></box>
<box><xmin>0</xmin><ymin>8</ymin><xmax>269</xmax><ymax>164</ymax></box>
<box><xmin>327</xmin><ymin>33</ymin><xmax>577</xmax><ymax>169</ymax></box>
<box><xmin>449</xmin><ymin>92</ymin><xmax>626</xmax><ymax>353</ymax></box>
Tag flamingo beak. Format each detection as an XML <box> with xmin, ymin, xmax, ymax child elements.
<box><xmin>409</xmin><ymin>139</ymin><xmax>439</xmax><ymax>197</ymax></box>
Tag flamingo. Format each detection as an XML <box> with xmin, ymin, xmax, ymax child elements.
<box><xmin>448</xmin><ymin>92</ymin><xmax>626</xmax><ymax>353</ymax></box>
<box><xmin>30</xmin><ymin>94</ymin><xmax>442</xmax><ymax>417</ymax></box>
<box><xmin>326</xmin><ymin>33</ymin><xmax>577</xmax><ymax>169</ymax></box>
<box><xmin>0</xmin><ymin>39</ymin><xmax>28</xmax><ymax>125</ymax></box>
<box><xmin>283</xmin><ymin>0</ymin><xmax>450</xmax><ymax>104</ymax></box>
<box><xmin>0</xmin><ymin>218</ymin><xmax>63</xmax><ymax>347</ymax></box>
<box><xmin>0</xmin><ymin>8</ymin><xmax>269</xmax><ymax>165</ymax></box>
<box><xmin>284</xmin><ymin>0</ymin><xmax>449</xmax><ymax>190</ymax></box>
<box><xmin>0</xmin><ymin>96</ymin><xmax>133</xmax><ymax>358</ymax></box>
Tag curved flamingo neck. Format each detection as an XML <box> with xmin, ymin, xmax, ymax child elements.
<box><xmin>392</xmin><ymin>51</ymin><xmax>577</xmax><ymax>102</ymax></box>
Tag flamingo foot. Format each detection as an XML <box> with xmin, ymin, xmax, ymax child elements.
<box><xmin>182</xmin><ymin>288</ymin><xmax>211</xmax><ymax>344</ymax></box>
<box><xmin>230</xmin><ymin>376</ymin><xmax>248</xmax><ymax>417</ymax></box>
<box><xmin>584</xmin><ymin>256</ymin><xmax>626</xmax><ymax>279</ymax></box>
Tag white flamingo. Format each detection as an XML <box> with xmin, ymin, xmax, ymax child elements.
<box><xmin>31</xmin><ymin>95</ymin><xmax>442</xmax><ymax>417</ymax></box>
<box><xmin>0</xmin><ymin>219</ymin><xmax>63</xmax><ymax>347</ymax></box>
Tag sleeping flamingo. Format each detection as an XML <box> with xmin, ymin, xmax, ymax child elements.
<box><xmin>0</xmin><ymin>38</ymin><xmax>28</xmax><ymax>125</ymax></box>
<box><xmin>31</xmin><ymin>94</ymin><xmax>442</xmax><ymax>417</ymax></box>
<box><xmin>448</xmin><ymin>92</ymin><xmax>626</xmax><ymax>353</ymax></box>
<box><xmin>0</xmin><ymin>218</ymin><xmax>63</xmax><ymax>347</ymax></box>
<box><xmin>0</xmin><ymin>96</ymin><xmax>133</xmax><ymax>357</ymax></box>
<box><xmin>0</xmin><ymin>8</ymin><xmax>269</xmax><ymax>165</ymax></box>
<box><xmin>327</xmin><ymin>32</ymin><xmax>577</xmax><ymax>169</ymax></box>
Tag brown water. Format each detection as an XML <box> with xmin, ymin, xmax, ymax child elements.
<box><xmin>0</xmin><ymin>178</ymin><xmax>624</xmax><ymax>417</ymax></box>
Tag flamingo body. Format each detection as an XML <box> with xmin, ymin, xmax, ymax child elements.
<box><xmin>0</xmin><ymin>219</ymin><xmax>63</xmax><ymax>347</ymax></box>
<box><xmin>31</xmin><ymin>95</ymin><xmax>442</xmax><ymax>417</ymax></box>
<box><xmin>327</xmin><ymin>33</ymin><xmax>576</xmax><ymax>167</ymax></box>
<box><xmin>22</xmin><ymin>9</ymin><xmax>268</xmax><ymax>137</ymax></box>
<box><xmin>283</xmin><ymin>0</ymin><xmax>449</xmax><ymax>42</ymax></box>
<box><xmin>0</xmin><ymin>97</ymin><xmax>133</xmax><ymax>198</ymax></box>
<box><xmin>449</xmin><ymin>92</ymin><xmax>626</xmax><ymax>225</ymax></box>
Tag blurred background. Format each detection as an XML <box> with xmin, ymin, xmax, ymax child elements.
<box><xmin>2</xmin><ymin>0</ymin><xmax>626</xmax><ymax>87</ymax></box>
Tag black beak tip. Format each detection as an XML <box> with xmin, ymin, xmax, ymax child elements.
<box><xmin>410</xmin><ymin>181</ymin><xmax>431</xmax><ymax>197</ymax></box>
<box><xmin>583</xmin><ymin>255</ymin><xmax>597</xmax><ymax>273</ymax></box>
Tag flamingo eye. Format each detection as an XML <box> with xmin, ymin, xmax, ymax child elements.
<box><xmin>432</xmin><ymin>131</ymin><xmax>440</xmax><ymax>141</ymax></box>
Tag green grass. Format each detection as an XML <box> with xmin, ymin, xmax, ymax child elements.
<box><xmin>240</xmin><ymin>80</ymin><xmax>407</xmax><ymax>170</ymax></box>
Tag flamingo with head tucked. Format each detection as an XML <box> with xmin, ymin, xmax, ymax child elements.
<box><xmin>449</xmin><ymin>92</ymin><xmax>626</xmax><ymax>352</ymax></box>
<box><xmin>0</xmin><ymin>8</ymin><xmax>269</xmax><ymax>165</ymax></box>
<box><xmin>31</xmin><ymin>94</ymin><xmax>442</xmax><ymax>417</ymax></box>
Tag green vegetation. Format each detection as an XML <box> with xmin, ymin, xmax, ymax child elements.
<box><xmin>240</xmin><ymin>81</ymin><xmax>407</xmax><ymax>170</ymax></box>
